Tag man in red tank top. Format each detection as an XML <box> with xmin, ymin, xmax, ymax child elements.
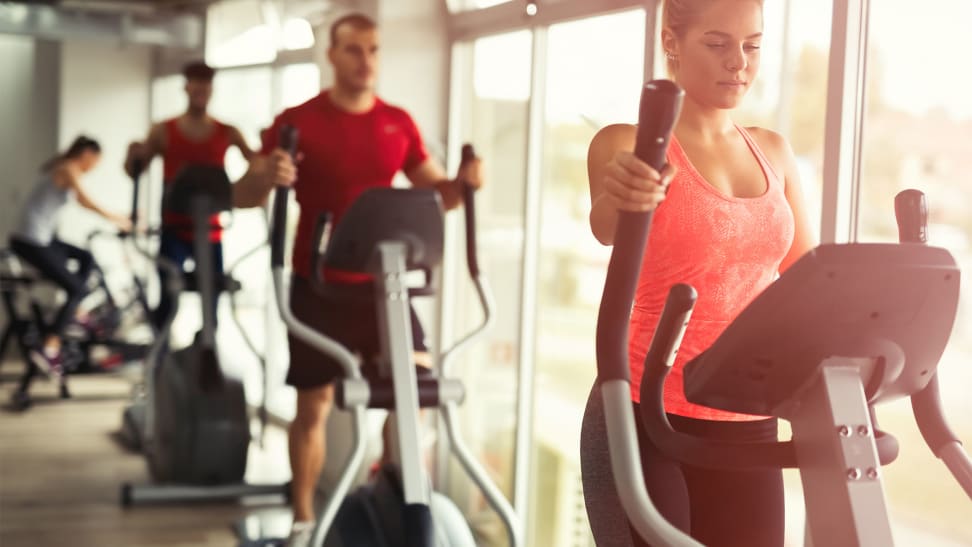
<box><xmin>233</xmin><ymin>13</ymin><xmax>483</xmax><ymax>545</ymax></box>
<box><xmin>124</xmin><ymin>61</ymin><xmax>255</xmax><ymax>328</ymax></box>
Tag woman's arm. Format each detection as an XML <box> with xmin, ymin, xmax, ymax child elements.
<box><xmin>587</xmin><ymin>124</ymin><xmax>674</xmax><ymax>245</ymax></box>
<box><xmin>54</xmin><ymin>166</ymin><xmax>131</xmax><ymax>230</ymax></box>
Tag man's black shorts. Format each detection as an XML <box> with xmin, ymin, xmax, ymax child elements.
<box><xmin>286</xmin><ymin>275</ymin><xmax>428</xmax><ymax>389</ymax></box>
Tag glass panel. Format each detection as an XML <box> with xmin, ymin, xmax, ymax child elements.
<box><xmin>444</xmin><ymin>30</ymin><xmax>532</xmax><ymax>547</ymax></box>
<box><xmin>529</xmin><ymin>10</ymin><xmax>645</xmax><ymax>547</ymax></box>
<box><xmin>447</xmin><ymin>0</ymin><xmax>511</xmax><ymax>12</ymax></box>
<box><xmin>858</xmin><ymin>0</ymin><xmax>972</xmax><ymax>543</ymax></box>
<box><xmin>278</xmin><ymin>63</ymin><xmax>321</xmax><ymax>109</ymax></box>
<box><xmin>210</xmin><ymin>68</ymin><xmax>273</xmax><ymax>179</ymax></box>
<box><xmin>207</xmin><ymin>0</ymin><xmax>276</xmax><ymax>67</ymax></box>
<box><xmin>281</xmin><ymin>17</ymin><xmax>315</xmax><ymax>50</ymax></box>
<box><xmin>151</xmin><ymin>75</ymin><xmax>187</xmax><ymax>122</ymax></box>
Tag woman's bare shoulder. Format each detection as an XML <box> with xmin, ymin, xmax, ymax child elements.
<box><xmin>590</xmin><ymin>123</ymin><xmax>637</xmax><ymax>155</ymax></box>
<box><xmin>745</xmin><ymin>126</ymin><xmax>794</xmax><ymax>157</ymax></box>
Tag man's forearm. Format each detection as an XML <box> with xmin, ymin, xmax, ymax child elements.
<box><xmin>433</xmin><ymin>178</ymin><xmax>463</xmax><ymax>210</ymax></box>
<box><xmin>233</xmin><ymin>170</ymin><xmax>273</xmax><ymax>209</ymax></box>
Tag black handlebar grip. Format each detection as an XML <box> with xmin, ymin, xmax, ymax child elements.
<box><xmin>460</xmin><ymin>144</ymin><xmax>480</xmax><ymax>278</ymax></box>
<box><xmin>271</xmin><ymin>125</ymin><xmax>299</xmax><ymax>268</ymax></box>
<box><xmin>895</xmin><ymin>189</ymin><xmax>927</xmax><ymax>244</ymax></box>
<box><xmin>913</xmin><ymin>375</ymin><xmax>962</xmax><ymax>457</ymax></box>
<box><xmin>642</xmin><ymin>283</ymin><xmax>697</xmax><ymax>371</ymax></box>
<box><xmin>595</xmin><ymin>80</ymin><xmax>684</xmax><ymax>383</ymax></box>
<box><xmin>130</xmin><ymin>157</ymin><xmax>145</xmax><ymax>180</ymax></box>
<box><xmin>461</xmin><ymin>144</ymin><xmax>475</xmax><ymax>163</ymax></box>
<box><xmin>633</xmin><ymin>80</ymin><xmax>683</xmax><ymax>171</ymax></box>
<box><xmin>130</xmin><ymin>159</ymin><xmax>143</xmax><ymax>228</ymax></box>
<box><xmin>899</xmin><ymin>189</ymin><xmax>964</xmax><ymax>455</ymax></box>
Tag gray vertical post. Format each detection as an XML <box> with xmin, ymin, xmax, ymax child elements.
<box><xmin>373</xmin><ymin>242</ymin><xmax>431</xmax><ymax>506</ymax></box>
<box><xmin>788</xmin><ymin>364</ymin><xmax>894</xmax><ymax>546</ymax></box>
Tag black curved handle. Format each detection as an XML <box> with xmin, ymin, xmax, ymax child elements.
<box><xmin>130</xmin><ymin>158</ymin><xmax>144</xmax><ymax>228</ymax></box>
<box><xmin>460</xmin><ymin>144</ymin><xmax>480</xmax><ymax>278</ymax></box>
<box><xmin>271</xmin><ymin>125</ymin><xmax>299</xmax><ymax>268</ymax></box>
<box><xmin>595</xmin><ymin>80</ymin><xmax>684</xmax><ymax>382</ymax></box>
<box><xmin>642</xmin><ymin>283</ymin><xmax>697</xmax><ymax>369</ymax></box>
<box><xmin>913</xmin><ymin>376</ymin><xmax>962</xmax><ymax>457</ymax></box>
<box><xmin>895</xmin><ymin>189</ymin><xmax>927</xmax><ymax>244</ymax></box>
<box><xmin>897</xmin><ymin>189</ymin><xmax>963</xmax><ymax>455</ymax></box>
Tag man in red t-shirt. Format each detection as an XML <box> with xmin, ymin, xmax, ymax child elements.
<box><xmin>124</xmin><ymin>61</ymin><xmax>255</xmax><ymax>327</ymax></box>
<box><xmin>233</xmin><ymin>13</ymin><xmax>482</xmax><ymax>544</ymax></box>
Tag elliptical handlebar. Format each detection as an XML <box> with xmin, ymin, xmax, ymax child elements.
<box><xmin>439</xmin><ymin>144</ymin><xmax>495</xmax><ymax>377</ymax></box>
<box><xmin>270</xmin><ymin>126</ymin><xmax>298</xmax><ymax>270</ymax></box>
<box><xmin>596</xmin><ymin>80</ymin><xmax>682</xmax><ymax>383</ymax></box>
<box><xmin>130</xmin><ymin>158</ymin><xmax>145</xmax><ymax>228</ymax></box>
<box><xmin>899</xmin><ymin>189</ymin><xmax>972</xmax><ymax>498</ymax></box>
<box><xmin>594</xmin><ymin>80</ymin><xmax>701</xmax><ymax>547</ymax></box>
<box><xmin>269</xmin><ymin>125</ymin><xmax>362</xmax><ymax>381</ymax></box>
<box><xmin>435</xmin><ymin>143</ymin><xmax>522</xmax><ymax>547</ymax></box>
<box><xmin>460</xmin><ymin>144</ymin><xmax>480</xmax><ymax>278</ymax></box>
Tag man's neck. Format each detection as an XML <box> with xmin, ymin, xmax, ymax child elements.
<box><xmin>329</xmin><ymin>85</ymin><xmax>376</xmax><ymax>114</ymax></box>
<box><xmin>184</xmin><ymin>108</ymin><xmax>208</xmax><ymax>122</ymax></box>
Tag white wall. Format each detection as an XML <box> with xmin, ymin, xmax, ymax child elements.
<box><xmin>377</xmin><ymin>0</ymin><xmax>450</xmax><ymax>160</ymax></box>
<box><xmin>56</xmin><ymin>41</ymin><xmax>153</xmax><ymax>249</ymax></box>
<box><xmin>0</xmin><ymin>36</ymin><xmax>60</xmax><ymax>239</ymax></box>
<box><xmin>311</xmin><ymin>0</ymin><xmax>450</xmax><ymax>161</ymax></box>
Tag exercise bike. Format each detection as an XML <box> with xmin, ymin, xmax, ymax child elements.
<box><xmin>119</xmin><ymin>163</ymin><xmax>288</xmax><ymax>506</ymax></box>
<box><xmin>265</xmin><ymin>127</ymin><xmax>520</xmax><ymax>546</ymax></box>
<box><xmin>594</xmin><ymin>80</ymin><xmax>972</xmax><ymax>546</ymax></box>
<box><xmin>0</xmin><ymin>173</ymin><xmax>155</xmax><ymax>410</ymax></box>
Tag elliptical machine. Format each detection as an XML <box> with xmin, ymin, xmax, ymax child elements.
<box><xmin>269</xmin><ymin>126</ymin><xmax>520</xmax><ymax>546</ymax></box>
<box><xmin>593</xmin><ymin>80</ymin><xmax>972</xmax><ymax>546</ymax></box>
<box><xmin>120</xmin><ymin>163</ymin><xmax>287</xmax><ymax>506</ymax></box>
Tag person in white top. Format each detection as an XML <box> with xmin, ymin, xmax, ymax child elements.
<box><xmin>8</xmin><ymin>135</ymin><xmax>131</xmax><ymax>376</ymax></box>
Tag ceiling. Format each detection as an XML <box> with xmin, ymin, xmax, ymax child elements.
<box><xmin>4</xmin><ymin>0</ymin><xmax>221</xmax><ymax>16</ymax></box>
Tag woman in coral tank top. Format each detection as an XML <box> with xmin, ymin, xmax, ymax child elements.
<box><xmin>581</xmin><ymin>1</ymin><xmax>816</xmax><ymax>546</ymax></box>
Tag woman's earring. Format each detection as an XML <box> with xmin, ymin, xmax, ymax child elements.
<box><xmin>665</xmin><ymin>51</ymin><xmax>678</xmax><ymax>62</ymax></box>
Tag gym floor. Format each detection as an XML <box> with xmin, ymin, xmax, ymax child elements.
<box><xmin>3</xmin><ymin>360</ymin><xmax>970</xmax><ymax>546</ymax></box>
<box><xmin>0</xmin><ymin>361</ymin><xmax>290</xmax><ymax>547</ymax></box>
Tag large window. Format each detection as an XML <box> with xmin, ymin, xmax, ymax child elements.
<box><xmin>206</xmin><ymin>0</ymin><xmax>315</xmax><ymax>67</ymax></box>
<box><xmin>857</xmin><ymin>0</ymin><xmax>972</xmax><ymax>543</ymax></box>
<box><xmin>447</xmin><ymin>0</ymin><xmax>510</xmax><ymax>12</ymax></box>
<box><xmin>443</xmin><ymin>30</ymin><xmax>533</xmax><ymax>546</ymax></box>
<box><xmin>529</xmin><ymin>10</ymin><xmax>646</xmax><ymax>547</ymax></box>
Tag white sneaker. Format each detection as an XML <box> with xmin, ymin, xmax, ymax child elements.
<box><xmin>285</xmin><ymin>521</ymin><xmax>315</xmax><ymax>547</ymax></box>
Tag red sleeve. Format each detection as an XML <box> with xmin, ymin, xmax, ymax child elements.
<box><xmin>401</xmin><ymin>112</ymin><xmax>429</xmax><ymax>173</ymax></box>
